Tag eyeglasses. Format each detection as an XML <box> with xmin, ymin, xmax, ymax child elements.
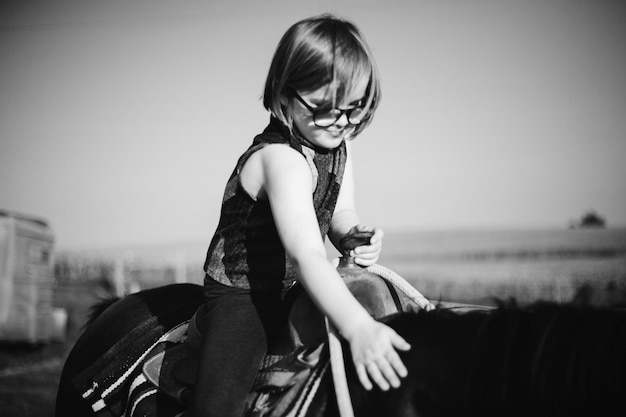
<box><xmin>290</xmin><ymin>89</ymin><xmax>366</xmax><ymax>128</ymax></box>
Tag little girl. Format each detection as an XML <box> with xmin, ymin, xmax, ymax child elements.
<box><xmin>190</xmin><ymin>14</ymin><xmax>410</xmax><ymax>417</ymax></box>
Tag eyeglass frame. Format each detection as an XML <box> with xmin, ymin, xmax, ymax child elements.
<box><xmin>288</xmin><ymin>88</ymin><xmax>366</xmax><ymax>128</ymax></box>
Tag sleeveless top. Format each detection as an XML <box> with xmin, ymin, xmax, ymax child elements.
<box><xmin>203</xmin><ymin>117</ymin><xmax>347</xmax><ymax>292</ymax></box>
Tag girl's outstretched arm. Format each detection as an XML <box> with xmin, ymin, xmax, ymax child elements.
<box><xmin>246</xmin><ymin>143</ymin><xmax>410</xmax><ymax>391</ymax></box>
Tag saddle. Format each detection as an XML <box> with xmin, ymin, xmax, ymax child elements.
<box><xmin>139</xmin><ymin>262</ymin><xmax>424</xmax><ymax>417</ymax></box>
<box><xmin>74</xmin><ymin>258</ymin><xmax>430</xmax><ymax>417</ymax></box>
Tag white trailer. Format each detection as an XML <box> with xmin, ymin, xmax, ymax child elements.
<box><xmin>0</xmin><ymin>210</ymin><xmax>65</xmax><ymax>343</ymax></box>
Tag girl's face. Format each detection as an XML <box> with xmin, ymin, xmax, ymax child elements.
<box><xmin>288</xmin><ymin>77</ymin><xmax>369</xmax><ymax>149</ymax></box>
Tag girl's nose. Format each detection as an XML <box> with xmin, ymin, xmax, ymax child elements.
<box><xmin>333</xmin><ymin>113</ymin><xmax>350</xmax><ymax>128</ymax></box>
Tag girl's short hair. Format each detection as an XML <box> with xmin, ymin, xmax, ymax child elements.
<box><xmin>263</xmin><ymin>15</ymin><xmax>381</xmax><ymax>138</ymax></box>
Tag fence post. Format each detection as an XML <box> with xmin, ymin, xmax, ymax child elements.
<box><xmin>113</xmin><ymin>255</ymin><xmax>126</xmax><ymax>297</ymax></box>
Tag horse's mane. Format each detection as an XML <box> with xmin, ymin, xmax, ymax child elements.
<box><xmin>385</xmin><ymin>301</ymin><xmax>626</xmax><ymax>417</ymax></box>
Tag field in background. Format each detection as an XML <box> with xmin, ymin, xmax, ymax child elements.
<box><xmin>52</xmin><ymin>227</ymin><xmax>626</xmax><ymax>306</ymax></box>
<box><xmin>379</xmin><ymin>228</ymin><xmax>626</xmax><ymax>306</ymax></box>
<box><xmin>1</xmin><ymin>227</ymin><xmax>625</xmax><ymax>415</ymax></box>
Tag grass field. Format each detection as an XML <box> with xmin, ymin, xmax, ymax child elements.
<box><xmin>379</xmin><ymin>228</ymin><xmax>626</xmax><ymax>306</ymax></box>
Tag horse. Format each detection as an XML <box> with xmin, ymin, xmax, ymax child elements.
<box><xmin>56</xmin><ymin>282</ymin><xmax>626</xmax><ymax>417</ymax></box>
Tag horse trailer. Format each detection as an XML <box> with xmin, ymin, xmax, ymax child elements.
<box><xmin>0</xmin><ymin>210</ymin><xmax>65</xmax><ymax>343</ymax></box>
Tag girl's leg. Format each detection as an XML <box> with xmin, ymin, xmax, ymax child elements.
<box><xmin>190</xmin><ymin>293</ymin><xmax>267</xmax><ymax>417</ymax></box>
<box><xmin>189</xmin><ymin>280</ymin><xmax>287</xmax><ymax>417</ymax></box>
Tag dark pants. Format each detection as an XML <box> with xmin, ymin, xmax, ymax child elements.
<box><xmin>189</xmin><ymin>278</ymin><xmax>293</xmax><ymax>417</ymax></box>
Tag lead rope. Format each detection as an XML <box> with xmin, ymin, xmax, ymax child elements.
<box><xmin>325</xmin><ymin>317</ymin><xmax>354</xmax><ymax>417</ymax></box>
<box><xmin>327</xmin><ymin>262</ymin><xmax>435</xmax><ymax>417</ymax></box>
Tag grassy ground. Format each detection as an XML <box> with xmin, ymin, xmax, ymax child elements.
<box><xmin>0</xmin><ymin>360</ymin><xmax>63</xmax><ymax>417</ymax></box>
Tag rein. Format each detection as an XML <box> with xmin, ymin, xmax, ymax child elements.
<box><xmin>327</xmin><ymin>262</ymin><xmax>435</xmax><ymax>417</ymax></box>
<box><xmin>366</xmin><ymin>264</ymin><xmax>435</xmax><ymax>312</ymax></box>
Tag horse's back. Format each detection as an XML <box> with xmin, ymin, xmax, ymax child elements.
<box><xmin>56</xmin><ymin>283</ymin><xmax>204</xmax><ymax>417</ymax></box>
<box><xmin>69</xmin><ymin>284</ymin><xmax>203</xmax><ymax>370</ymax></box>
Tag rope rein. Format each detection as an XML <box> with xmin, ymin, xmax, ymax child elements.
<box><xmin>366</xmin><ymin>264</ymin><xmax>436</xmax><ymax>311</ymax></box>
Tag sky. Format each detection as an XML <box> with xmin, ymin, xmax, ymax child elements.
<box><xmin>1</xmin><ymin>0</ymin><xmax>625</xmax><ymax>251</ymax></box>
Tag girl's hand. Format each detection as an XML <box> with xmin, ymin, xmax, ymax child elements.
<box><xmin>347</xmin><ymin>225</ymin><xmax>384</xmax><ymax>267</ymax></box>
<box><xmin>345</xmin><ymin>319</ymin><xmax>411</xmax><ymax>391</ymax></box>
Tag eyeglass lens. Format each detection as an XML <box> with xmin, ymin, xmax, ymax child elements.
<box><xmin>314</xmin><ymin>108</ymin><xmax>365</xmax><ymax>127</ymax></box>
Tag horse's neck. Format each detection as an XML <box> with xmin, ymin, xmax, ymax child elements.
<box><xmin>323</xmin><ymin>306</ymin><xmax>626</xmax><ymax>417</ymax></box>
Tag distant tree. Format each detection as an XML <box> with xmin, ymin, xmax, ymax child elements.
<box><xmin>577</xmin><ymin>210</ymin><xmax>606</xmax><ymax>228</ymax></box>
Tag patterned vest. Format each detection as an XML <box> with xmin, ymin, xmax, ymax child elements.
<box><xmin>204</xmin><ymin>118</ymin><xmax>347</xmax><ymax>291</ymax></box>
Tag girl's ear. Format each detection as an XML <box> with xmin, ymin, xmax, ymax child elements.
<box><xmin>279</xmin><ymin>95</ymin><xmax>293</xmax><ymax>119</ymax></box>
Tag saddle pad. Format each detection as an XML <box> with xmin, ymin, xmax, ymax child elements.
<box><xmin>73</xmin><ymin>318</ymin><xmax>189</xmax><ymax>416</ymax></box>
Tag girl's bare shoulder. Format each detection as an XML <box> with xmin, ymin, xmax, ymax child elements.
<box><xmin>241</xmin><ymin>144</ymin><xmax>311</xmax><ymax>199</ymax></box>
